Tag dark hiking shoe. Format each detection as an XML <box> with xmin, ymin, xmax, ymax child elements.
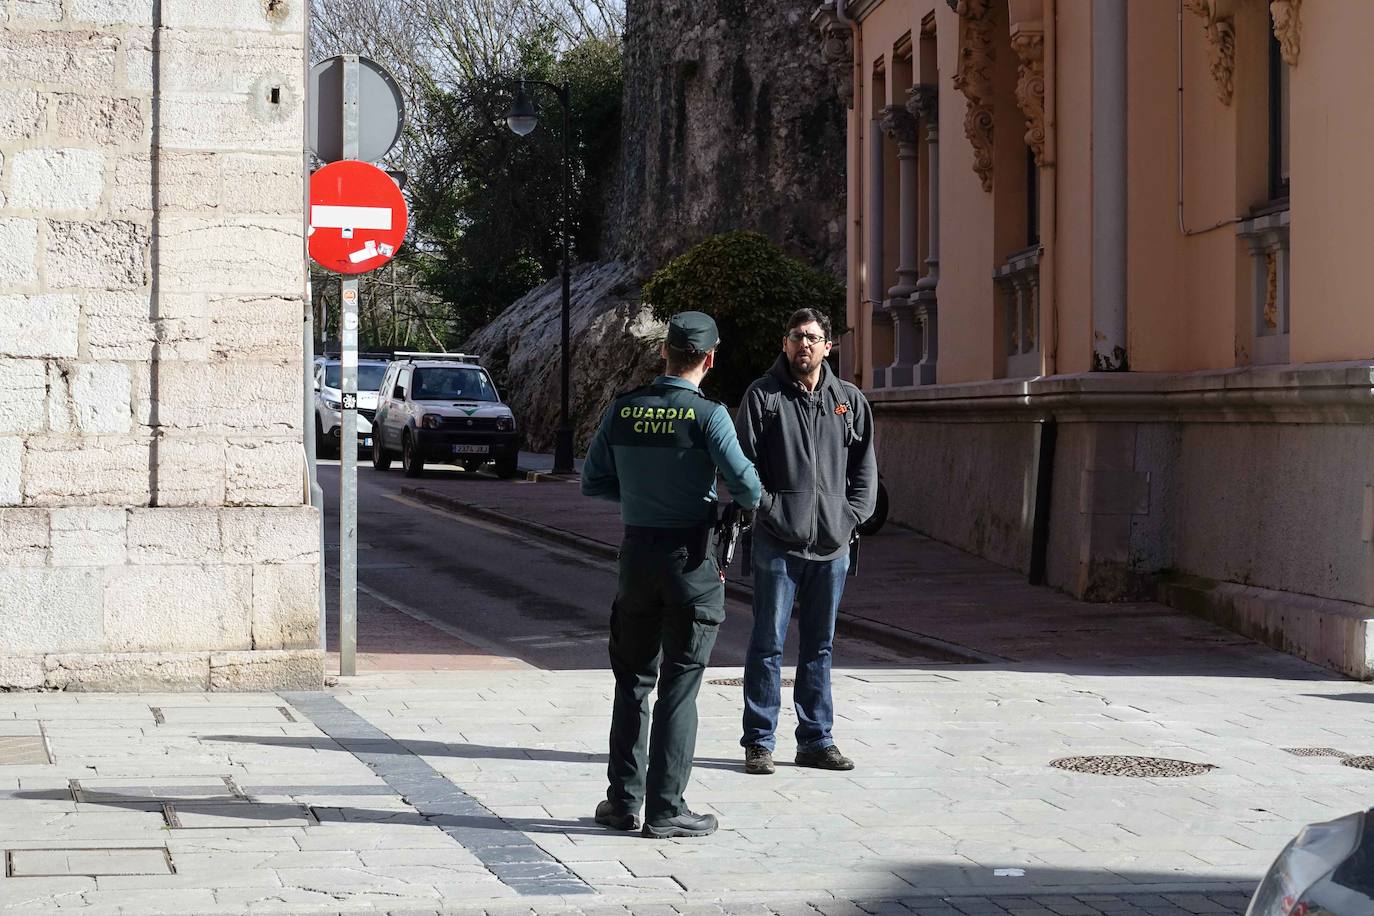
<box><xmin>744</xmin><ymin>744</ymin><xmax>776</xmax><ymax>775</ymax></box>
<box><xmin>641</xmin><ymin>809</ymin><xmax>718</xmax><ymax>839</ymax></box>
<box><xmin>795</xmin><ymin>745</ymin><xmax>855</xmax><ymax>771</ymax></box>
<box><xmin>594</xmin><ymin>799</ymin><xmax>638</xmax><ymax>831</ymax></box>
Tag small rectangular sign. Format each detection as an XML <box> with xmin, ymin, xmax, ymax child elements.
<box><xmin>311</xmin><ymin>205</ymin><xmax>393</xmax><ymax>231</ymax></box>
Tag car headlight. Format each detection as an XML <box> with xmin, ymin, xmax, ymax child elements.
<box><xmin>1247</xmin><ymin>813</ymin><xmax>1363</xmax><ymax>916</ymax></box>
<box><xmin>324</xmin><ymin>397</ymin><xmax>342</xmax><ymax>410</ymax></box>
<box><xmin>496</xmin><ymin>415</ymin><xmax>514</xmax><ymax>431</ymax></box>
<box><xmin>421</xmin><ymin>414</ymin><xmax>443</xmax><ymax>430</ymax></box>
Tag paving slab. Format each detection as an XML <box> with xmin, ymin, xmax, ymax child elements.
<box><xmin>0</xmin><ymin>736</ymin><xmax>49</xmax><ymax>766</ymax></box>
<box><xmin>6</xmin><ymin>847</ymin><xmax>172</xmax><ymax>877</ymax></box>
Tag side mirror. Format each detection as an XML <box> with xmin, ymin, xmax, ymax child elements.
<box><xmin>393</xmin><ymin>385</ymin><xmax>406</xmax><ymax>399</ymax></box>
<box><xmin>313</xmin><ymin>379</ymin><xmax>321</xmax><ymax>391</ymax></box>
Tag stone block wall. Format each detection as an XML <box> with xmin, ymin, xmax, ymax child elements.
<box><xmin>871</xmin><ymin>365</ymin><xmax>1374</xmax><ymax>680</ymax></box>
<box><xmin>0</xmin><ymin>0</ymin><xmax>320</xmax><ymax>690</ymax></box>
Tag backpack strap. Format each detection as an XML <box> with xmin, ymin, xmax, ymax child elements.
<box><xmin>759</xmin><ymin>386</ymin><xmax>783</xmax><ymax>440</ymax></box>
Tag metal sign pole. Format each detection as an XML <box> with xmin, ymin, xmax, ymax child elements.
<box><xmin>339</xmin><ymin>54</ymin><xmax>361</xmax><ymax>677</ymax></box>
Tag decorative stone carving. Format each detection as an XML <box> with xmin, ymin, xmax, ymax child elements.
<box><xmin>906</xmin><ymin>82</ymin><xmax>938</xmax><ymax>124</ymax></box>
<box><xmin>952</xmin><ymin>0</ymin><xmax>995</xmax><ymax>191</ymax></box>
<box><xmin>1270</xmin><ymin>0</ymin><xmax>1302</xmax><ymax>66</ymax></box>
<box><xmin>811</xmin><ymin>3</ymin><xmax>855</xmax><ymax>108</ymax></box>
<box><xmin>878</xmin><ymin>104</ymin><xmax>919</xmax><ymax>146</ymax></box>
<box><xmin>1263</xmin><ymin>249</ymin><xmax>1278</xmax><ymax>330</ymax></box>
<box><xmin>1010</xmin><ymin>25</ymin><xmax>1046</xmax><ymax>167</ymax></box>
<box><xmin>1184</xmin><ymin>0</ymin><xmax>1237</xmax><ymax>105</ymax></box>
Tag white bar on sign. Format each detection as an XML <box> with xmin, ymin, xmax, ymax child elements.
<box><xmin>348</xmin><ymin>240</ymin><xmax>379</xmax><ymax>264</ymax></box>
<box><xmin>311</xmin><ymin>205</ymin><xmax>392</xmax><ymax>231</ymax></box>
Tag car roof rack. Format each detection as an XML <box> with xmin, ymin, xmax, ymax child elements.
<box><xmin>316</xmin><ymin>344</ymin><xmax>396</xmax><ymax>361</ymax></box>
<box><xmin>393</xmin><ymin>351</ymin><xmax>482</xmax><ymax>364</ymax></box>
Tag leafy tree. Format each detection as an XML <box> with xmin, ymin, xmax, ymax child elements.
<box><xmin>643</xmin><ymin>231</ymin><xmax>846</xmax><ymax>406</ymax></box>
<box><xmin>307</xmin><ymin>0</ymin><xmax>624</xmax><ymax>344</ymax></box>
<box><xmin>406</xmin><ymin>31</ymin><xmax>624</xmax><ymax>338</ymax></box>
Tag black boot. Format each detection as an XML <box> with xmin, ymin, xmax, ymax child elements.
<box><xmin>641</xmin><ymin>809</ymin><xmax>718</xmax><ymax>839</ymax></box>
<box><xmin>794</xmin><ymin>745</ymin><xmax>854</xmax><ymax>771</ymax></box>
<box><xmin>594</xmin><ymin>799</ymin><xmax>639</xmax><ymax>831</ymax></box>
<box><xmin>744</xmin><ymin>744</ymin><xmax>775</xmax><ymax>775</ymax></box>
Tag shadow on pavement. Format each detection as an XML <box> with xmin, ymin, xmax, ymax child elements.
<box><xmin>12</xmin><ymin>784</ymin><xmax>1266</xmax><ymax>909</ymax></box>
<box><xmin>197</xmin><ymin>733</ymin><xmax>751</xmax><ymax>773</ymax></box>
<box><xmin>1304</xmin><ymin>692</ymin><xmax>1374</xmax><ymax>704</ymax></box>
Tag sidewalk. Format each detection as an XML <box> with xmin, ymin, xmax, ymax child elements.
<box><xmin>2</xmin><ymin>661</ymin><xmax>1370</xmax><ymax>915</ymax></box>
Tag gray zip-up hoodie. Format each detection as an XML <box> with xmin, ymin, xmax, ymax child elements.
<box><xmin>734</xmin><ymin>354</ymin><xmax>878</xmax><ymax>561</ymax></box>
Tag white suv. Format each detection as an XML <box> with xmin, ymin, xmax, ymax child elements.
<box><xmin>371</xmin><ymin>353</ymin><xmax>520</xmax><ymax>478</ymax></box>
<box><xmin>314</xmin><ymin>358</ymin><xmax>390</xmax><ymax>457</ymax></box>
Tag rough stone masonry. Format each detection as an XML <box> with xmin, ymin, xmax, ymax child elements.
<box><xmin>0</xmin><ymin>0</ymin><xmax>321</xmax><ymax>690</ymax></box>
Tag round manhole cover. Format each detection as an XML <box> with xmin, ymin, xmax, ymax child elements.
<box><xmin>708</xmin><ymin>677</ymin><xmax>793</xmax><ymax>687</ymax></box>
<box><xmin>1341</xmin><ymin>756</ymin><xmax>1374</xmax><ymax>771</ymax></box>
<box><xmin>1050</xmin><ymin>755</ymin><xmax>1216</xmax><ymax>778</ymax></box>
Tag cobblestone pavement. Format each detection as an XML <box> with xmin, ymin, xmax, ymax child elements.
<box><xmin>2</xmin><ymin>658</ymin><xmax>1370</xmax><ymax>914</ymax></box>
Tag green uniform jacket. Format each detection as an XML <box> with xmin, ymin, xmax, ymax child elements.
<box><xmin>581</xmin><ymin>375</ymin><xmax>762</xmax><ymax>527</ymax></box>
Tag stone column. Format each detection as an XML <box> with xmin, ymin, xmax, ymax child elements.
<box><xmin>908</xmin><ymin>83</ymin><xmax>940</xmax><ymax>385</ymax></box>
<box><xmin>867</xmin><ymin>118</ymin><xmax>890</xmax><ymax>388</ymax></box>
<box><xmin>878</xmin><ymin>104</ymin><xmax>920</xmax><ymax>387</ymax></box>
<box><xmin>1091</xmin><ymin>0</ymin><xmax>1128</xmax><ymax>370</ymax></box>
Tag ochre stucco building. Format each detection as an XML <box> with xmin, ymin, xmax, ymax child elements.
<box><xmin>812</xmin><ymin>0</ymin><xmax>1374</xmax><ymax>677</ymax></box>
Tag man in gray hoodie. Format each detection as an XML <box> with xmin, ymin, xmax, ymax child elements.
<box><xmin>735</xmin><ymin>308</ymin><xmax>877</xmax><ymax>775</ymax></box>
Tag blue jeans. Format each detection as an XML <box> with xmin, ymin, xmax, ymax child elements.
<box><xmin>741</xmin><ymin>532</ymin><xmax>850</xmax><ymax>754</ymax></box>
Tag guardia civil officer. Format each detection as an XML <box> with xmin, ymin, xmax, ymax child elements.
<box><xmin>581</xmin><ymin>311</ymin><xmax>762</xmax><ymax>839</ymax></box>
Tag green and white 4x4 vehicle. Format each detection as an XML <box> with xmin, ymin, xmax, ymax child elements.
<box><xmin>372</xmin><ymin>352</ymin><xmax>521</xmax><ymax>479</ymax></box>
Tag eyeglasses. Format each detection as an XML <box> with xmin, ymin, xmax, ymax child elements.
<box><xmin>786</xmin><ymin>331</ymin><xmax>829</xmax><ymax>346</ymax></box>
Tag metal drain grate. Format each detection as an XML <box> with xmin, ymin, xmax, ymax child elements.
<box><xmin>1050</xmin><ymin>755</ymin><xmax>1217</xmax><ymax>778</ymax></box>
<box><xmin>708</xmin><ymin>677</ymin><xmax>793</xmax><ymax>687</ymax></box>
<box><xmin>163</xmin><ymin>802</ymin><xmax>316</xmax><ymax>829</ymax></box>
<box><xmin>1341</xmin><ymin>756</ymin><xmax>1374</xmax><ymax>771</ymax></box>
<box><xmin>1282</xmin><ymin>747</ymin><xmax>1351</xmax><ymax>758</ymax></box>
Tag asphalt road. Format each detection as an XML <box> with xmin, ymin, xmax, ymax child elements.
<box><xmin>316</xmin><ymin>458</ymin><xmax>912</xmax><ymax>671</ymax></box>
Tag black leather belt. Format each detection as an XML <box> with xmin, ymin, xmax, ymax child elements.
<box><xmin>623</xmin><ymin>524</ymin><xmax>708</xmax><ymax>543</ymax></box>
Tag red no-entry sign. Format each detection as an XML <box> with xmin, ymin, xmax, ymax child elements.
<box><xmin>308</xmin><ymin>160</ymin><xmax>408</xmax><ymax>275</ymax></box>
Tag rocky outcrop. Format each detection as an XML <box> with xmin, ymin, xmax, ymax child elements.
<box><xmin>467</xmin><ymin>1</ymin><xmax>850</xmax><ymax>452</ymax></box>
<box><xmin>462</xmin><ymin>262</ymin><xmax>666</xmax><ymax>453</ymax></box>
<box><xmin>605</xmin><ymin>0</ymin><xmax>848</xmax><ymax>276</ymax></box>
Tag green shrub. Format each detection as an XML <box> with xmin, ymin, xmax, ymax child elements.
<box><xmin>643</xmin><ymin>231</ymin><xmax>845</xmax><ymax>406</ymax></box>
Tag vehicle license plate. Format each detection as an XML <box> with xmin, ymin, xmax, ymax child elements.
<box><xmin>452</xmin><ymin>444</ymin><xmax>489</xmax><ymax>455</ymax></box>
<box><xmin>362</xmin><ymin>438</ymin><xmax>372</xmax><ymax>446</ymax></box>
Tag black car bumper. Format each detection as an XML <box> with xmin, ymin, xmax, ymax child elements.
<box><xmin>414</xmin><ymin>429</ymin><xmax>520</xmax><ymax>461</ymax></box>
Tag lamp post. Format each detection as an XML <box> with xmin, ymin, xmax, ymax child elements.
<box><xmin>505</xmin><ymin>79</ymin><xmax>575</xmax><ymax>475</ymax></box>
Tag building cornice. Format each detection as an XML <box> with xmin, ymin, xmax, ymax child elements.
<box><xmin>847</xmin><ymin>0</ymin><xmax>884</xmax><ymax>22</ymax></box>
<box><xmin>867</xmin><ymin>361</ymin><xmax>1374</xmax><ymax>425</ymax></box>
<box><xmin>810</xmin><ymin>3</ymin><xmax>856</xmax><ymax>108</ymax></box>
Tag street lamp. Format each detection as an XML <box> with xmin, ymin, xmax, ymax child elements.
<box><xmin>504</xmin><ymin>78</ymin><xmax>575</xmax><ymax>476</ymax></box>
